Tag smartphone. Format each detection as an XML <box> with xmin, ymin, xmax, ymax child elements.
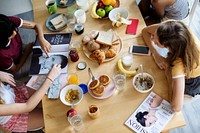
<box><xmin>129</xmin><ymin>45</ymin><xmax>151</xmax><ymax>55</ymax></box>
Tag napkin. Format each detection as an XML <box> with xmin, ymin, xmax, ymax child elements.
<box><xmin>50</xmin><ymin>14</ymin><xmax>66</xmax><ymax>30</ymax></box>
<box><xmin>126</xmin><ymin>19</ymin><xmax>139</xmax><ymax>35</ymax></box>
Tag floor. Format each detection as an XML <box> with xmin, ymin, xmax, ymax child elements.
<box><xmin>1</xmin><ymin>2</ymin><xmax>200</xmax><ymax>133</ymax></box>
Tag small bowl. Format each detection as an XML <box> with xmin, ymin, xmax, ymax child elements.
<box><xmin>108</xmin><ymin>7</ymin><xmax>129</xmax><ymax>22</ymax></box>
<box><xmin>60</xmin><ymin>84</ymin><xmax>83</xmax><ymax>106</ymax></box>
<box><xmin>132</xmin><ymin>72</ymin><xmax>155</xmax><ymax>93</ymax></box>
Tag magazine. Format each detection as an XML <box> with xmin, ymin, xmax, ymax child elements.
<box><xmin>29</xmin><ymin>43</ymin><xmax>70</xmax><ymax>75</ymax></box>
<box><xmin>26</xmin><ymin>74</ymin><xmax>68</xmax><ymax>99</ymax></box>
<box><xmin>34</xmin><ymin>33</ymin><xmax>72</xmax><ymax>46</ymax></box>
<box><xmin>124</xmin><ymin>92</ymin><xmax>174</xmax><ymax>133</ymax></box>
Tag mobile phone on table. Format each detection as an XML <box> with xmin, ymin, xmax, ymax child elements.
<box><xmin>129</xmin><ymin>45</ymin><xmax>151</xmax><ymax>55</ymax></box>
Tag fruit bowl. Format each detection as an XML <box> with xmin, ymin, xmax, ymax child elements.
<box><xmin>90</xmin><ymin>0</ymin><xmax>120</xmax><ymax>19</ymax></box>
<box><xmin>132</xmin><ymin>72</ymin><xmax>155</xmax><ymax>93</ymax></box>
<box><xmin>109</xmin><ymin>7</ymin><xmax>129</xmax><ymax>22</ymax></box>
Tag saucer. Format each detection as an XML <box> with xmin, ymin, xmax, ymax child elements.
<box><xmin>46</xmin><ymin>13</ymin><xmax>67</xmax><ymax>32</ymax></box>
<box><xmin>56</xmin><ymin>0</ymin><xmax>75</xmax><ymax>8</ymax></box>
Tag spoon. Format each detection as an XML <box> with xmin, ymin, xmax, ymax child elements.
<box><xmin>88</xmin><ymin>68</ymin><xmax>95</xmax><ymax>81</ymax></box>
<box><xmin>140</xmin><ymin>64</ymin><xmax>144</xmax><ymax>86</ymax></box>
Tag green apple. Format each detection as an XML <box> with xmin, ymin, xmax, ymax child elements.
<box><xmin>104</xmin><ymin>5</ymin><xmax>113</xmax><ymax>14</ymax></box>
<box><xmin>97</xmin><ymin>8</ymin><xmax>106</xmax><ymax>18</ymax></box>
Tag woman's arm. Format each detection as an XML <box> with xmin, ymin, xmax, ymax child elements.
<box><xmin>0</xmin><ymin>64</ymin><xmax>61</xmax><ymax>115</ymax></box>
<box><xmin>21</xmin><ymin>20</ymin><xmax>51</xmax><ymax>56</ymax></box>
<box><xmin>165</xmin><ymin>68</ymin><xmax>185</xmax><ymax>112</ymax></box>
<box><xmin>142</xmin><ymin>24</ymin><xmax>167</xmax><ymax>70</ymax></box>
<box><xmin>10</xmin><ymin>42</ymin><xmax>34</xmax><ymax>73</ymax></box>
<box><xmin>151</xmin><ymin>0</ymin><xmax>175</xmax><ymax>18</ymax></box>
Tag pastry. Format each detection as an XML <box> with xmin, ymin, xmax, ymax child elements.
<box><xmin>88</xmin><ymin>30</ymin><xmax>99</xmax><ymax>39</ymax></box>
<box><xmin>99</xmin><ymin>74</ymin><xmax>111</xmax><ymax>86</ymax></box>
<box><xmin>82</xmin><ymin>35</ymin><xmax>91</xmax><ymax>45</ymax></box>
<box><xmin>87</xmin><ymin>40</ymin><xmax>100</xmax><ymax>52</ymax></box>
<box><xmin>89</xmin><ymin>79</ymin><xmax>100</xmax><ymax>90</ymax></box>
<box><xmin>104</xmin><ymin>48</ymin><xmax>117</xmax><ymax>58</ymax></box>
<box><xmin>92</xmin><ymin>50</ymin><xmax>106</xmax><ymax>64</ymax></box>
<box><xmin>92</xmin><ymin>85</ymin><xmax>105</xmax><ymax>97</ymax></box>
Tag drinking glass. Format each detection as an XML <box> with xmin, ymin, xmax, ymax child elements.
<box><xmin>74</xmin><ymin>9</ymin><xmax>86</xmax><ymax>24</ymax></box>
<box><xmin>67</xmin><ymin>73</ymin><xmax>79</xmax><ymax>85</ymax></box>
<box><xmin>68</xmin><ymin>114</ymin><xmax>84</xmax><ymax>131</ymax></box>
<box><xmin>67</xmin><ymin>18</ymin><xmax>76</xmax><ymax>31</ymax></box>
<box><xmin>114</xmin><ymin>72</ymin><xmax>126</xmax><ymax>91</ymax></box>
<box><xmin>122</xmin><ymin>52</ymin><xmax>133</xmax><ymax>67</ymax></box>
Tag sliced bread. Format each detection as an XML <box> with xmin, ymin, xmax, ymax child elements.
<box><xmin>96</xmin><ymin>31</ymin><xmax>113</xmax><ymax>46</ymax></box>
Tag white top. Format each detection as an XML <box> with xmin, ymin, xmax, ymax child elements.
<box><xmin>0</xmin><ymin>83</ymin><xmax>15</xmax><ymax>124</ymax></box>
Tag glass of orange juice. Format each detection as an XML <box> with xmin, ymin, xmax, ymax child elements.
<box><xmin>67</xmin><ymin>73</ymin><xmax>79</xmax><ymax>85</ymax></box>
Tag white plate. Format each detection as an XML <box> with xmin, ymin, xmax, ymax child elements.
<box><xmin>60</xmin><ymin>84</ymin><xmax>83</xmax><ymax>106</ymax></box>
<box><xmin>87</xmin><ymin>75</ymin><xmax>115</xmax><ymax>99</ymax></box>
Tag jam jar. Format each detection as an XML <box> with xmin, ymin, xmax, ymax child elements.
<box><xmin>69</xmin><ymin>48</ymin><xmax>79</xmax><ymax>62</ymax></box>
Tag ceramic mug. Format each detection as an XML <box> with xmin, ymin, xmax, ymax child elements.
<box><xmin>45</xmin><ymin>0</ymin><xmax>57</xmax><ymax>14</ymax></box>
<box><xmin>74</xmin><ymin>9</ymin><xmax>86</xmax><ymax>24</ymax></box>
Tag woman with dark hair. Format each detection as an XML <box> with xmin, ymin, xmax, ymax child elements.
<box><xmin>0</xmin><ymin>14</ymin><xmax>51</xmax><ymax>82</ymax></box>
<box><xmin>136</xmin><ymin>110</ymin><xmax>158</xmax><ymax>127</ymax></box>
<box><xmin>142</xmin><ymin>20</ymin><xmax>200</xmax><ymax>112</ymax></box>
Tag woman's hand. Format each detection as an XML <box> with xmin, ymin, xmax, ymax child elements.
<box><xmin>39</xmin><ymin>38</ymin><xmax>52</xmax><ymax>56</ymax></box>
<box><xmin>47</xmin><ymin>64</ymin><xmax>61</xmax><ymax>81</ymax></box>
<box><xmin>0</xmin><ymin>71</ymin><xmax>16</xmax><ymax>86</ymax></box>
<box><xmin>152</xmin><ymin>52</ymin><xmax>168</xmax><ymax>70</ymax></box>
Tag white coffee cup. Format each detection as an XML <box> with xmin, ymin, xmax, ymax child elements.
<box><xmin>74</xmin><ymin>9</ymin><xmax>86</xmax><ymax>24</ymax></box>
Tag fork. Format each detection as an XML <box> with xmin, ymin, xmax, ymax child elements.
<box><xmin>88</xmin><ymin>68</ymin><xmax>95</xmax><ymax>81</ymax></box>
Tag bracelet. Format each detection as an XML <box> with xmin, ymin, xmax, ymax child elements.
<box><xmin>46</xmin><ymin>77</ymin><xmax>53</xmax><ymax>83</ymax></box>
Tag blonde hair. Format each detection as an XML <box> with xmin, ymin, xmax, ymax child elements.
<box><xmin>157</xmin><ymin>20</ymin><xmax>199</xmax><ymax>76</ymax></box>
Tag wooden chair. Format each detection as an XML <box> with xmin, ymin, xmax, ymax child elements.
<box><xmin>0</xmin><ymin>126</ymin><xmax>11</xmax><ymax>133</ymax></box>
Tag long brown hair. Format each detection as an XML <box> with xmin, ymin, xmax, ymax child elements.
<box><xmin>157</xmin><ymin>20</ymin><xmax>199</xmax><ymax>76</ymax></box>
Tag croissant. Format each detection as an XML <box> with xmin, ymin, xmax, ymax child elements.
<box><xmin>105</xmin><ymin>47</ymin><xmax>117</xmax><ymax>58</ymax></box>
<box><xmin>92</xmin><ymin>50</ymin><xmax>105</xmax><ymax>64</ymax></box>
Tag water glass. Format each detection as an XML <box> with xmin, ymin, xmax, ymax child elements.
<box><xmin>70</xmin><ymin>41</ymin><xmax>81</xmax><ymax>52</ymax></box>
<box><xmin>67</xmin><ymin>18</ymin><xmax>76</xmax><ymax>31</ymax></box>
<box><xmin>122</xmin><ymin>52</ymin><xmax>133</xmax><ymax>67</ymax></box>
<box><xmin>114</xmin><ymin>72</ymin><xmax>126</xmax><ymax>91</ymax></box>
<box><xmin>74</xmin><ymin>9</ymin><xmax>86</xmax><ymax>24</ymax></box>
<box><xmin>68</xmin><ymin>114</ymin><xmax>84</xmax><ymax>131</ymax></box>
<box><xmin>76</xmin><ymin>0</ymin><xmax>90</xmax><ymax>12</ymax></box>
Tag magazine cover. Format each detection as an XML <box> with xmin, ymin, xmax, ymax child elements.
<box><xmin>26</xmin><ymin>74</ymin><xmax>68</xmax><ymax>99</ymax></box>
<box><xmin>34</xmin><ymin>33</ymin><xmax>72</xmax><ymax>46</ymax></box>
<box><xmin>124</xmin><ymin>92</ymin><xmax>174</xmax><ymax>133</ymax></box>
<box><xmin>29</xmin><ymin>45</ymin><xmax>69</xmax><ymax>75</ymax></box>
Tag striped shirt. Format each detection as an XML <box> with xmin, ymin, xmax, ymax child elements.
<box><xmin>165</xmin><ymin>0</ymin><xmax>189</xmax><ymax>20</ymax></box>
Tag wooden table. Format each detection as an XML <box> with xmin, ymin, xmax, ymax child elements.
<box><xmin>32</xmin><ymin>0</ymin><xmax>186</xmax><ymax>133</ymax></box>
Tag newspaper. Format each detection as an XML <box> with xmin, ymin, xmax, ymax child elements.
<box><xmin>124</xmin><ymin>92</ymin><xmax>174</xmax><ymax>133</ymax></box>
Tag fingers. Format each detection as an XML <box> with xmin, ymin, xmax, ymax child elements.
<box><xmin>7</xmin><ymin>74</ymin><xmax>16</xmax><ymax>86</ymax></box>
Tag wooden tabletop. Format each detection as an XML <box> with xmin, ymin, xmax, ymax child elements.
<box><xmin>32</xmin><ymin>0</ymin><xmax>186</xmax><ymax>132</ymax></box>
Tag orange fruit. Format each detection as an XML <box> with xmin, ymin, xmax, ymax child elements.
<box><xmin>111</xmin><ymin>0</ymin><xmax>117</xmax><ymax>7</ymax></box>
<box><xmin>102</xmin><ymin>0</ymin><xmax>112</xmax><ymax>5</ymax></box>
